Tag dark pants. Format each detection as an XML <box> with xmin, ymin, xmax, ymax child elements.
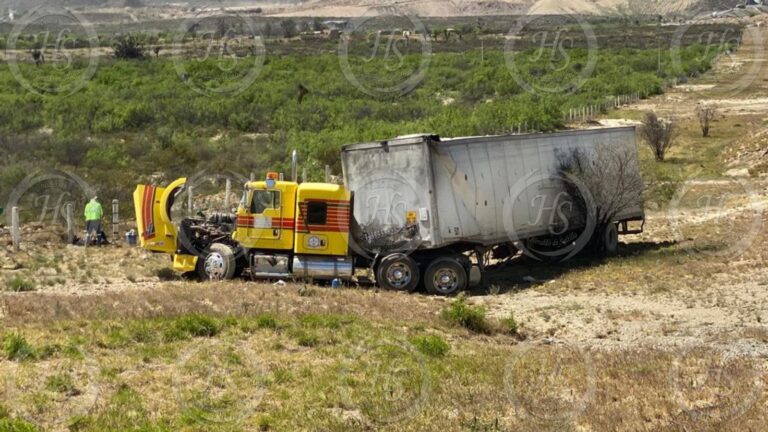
<box><xmin>86</xmin><ymin>220</ymin><xmax>102</xmax><ymax>235</ymax></box>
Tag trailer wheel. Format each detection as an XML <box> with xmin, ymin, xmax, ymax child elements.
<box><xmin>197</xmin><ymin>243</ymin><xmax>237</xmax><ymax>281</ymax></box>
<box><xmin>603</xmin><ymin>223</ymin><xmax>619</xmax><ymax>256</ymax></box>
<box><xmin>376</xmin><ymin>253</ymin><xmax>420</xmax><ymax>292</ymax></box>
<box><xmin>424</xmin><ymin>257</ymin><xmax>467</xmax><ymax>296</ymax></box>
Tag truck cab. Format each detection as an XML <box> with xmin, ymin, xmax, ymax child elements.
<box><xmin>133</xmin><ymin>172</ymin><xmax>354</xmax><ymax>281</ymax></box>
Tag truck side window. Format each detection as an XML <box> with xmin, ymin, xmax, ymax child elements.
<box><xmin>251</xmin><ymin>190</ymin><xmax>280</xmax><ymax>214</ymax></box>
<box><xmin>306</xmin><ymin>202</ymin><xmax>327</xmax><ymax>225</ymax></box>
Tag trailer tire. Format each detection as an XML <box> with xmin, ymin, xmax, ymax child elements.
<box><xmin>376</xmin><ymin>253</ymin><xmax>420</xmax><ymax>292</ymax></box>
<box><xmin>424</xmin><ymin>257</ymin><xmax>467</xmax><ymax>296</ymax></box>
<box><xmin>603</xmin><ymin>223</ymin><xmax>619</xmax><ymax>256</ymax></box>
<box><xmin>197</xmin><ymin>243</ymin><xmax>237</xmax><ymax>281</ymax></box>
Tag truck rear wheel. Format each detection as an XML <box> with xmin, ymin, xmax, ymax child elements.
<box><xmin>376</xmin><ymin>253</ymin><xmax>420</xmax><ymax>292</ymax></box>
<box><xmin>197</xmin><ymin>243</ymin><xmax>237</xmax><ymax>281</ymax></box>
<box><xmin>424</xmin><ymin>257</ymin><xmax>467</xmax><ymax>296</ymax></box>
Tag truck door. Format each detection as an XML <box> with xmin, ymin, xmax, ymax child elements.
<box><xmin>233</xmin><ymin>182</ymin><xmax>296</xmax><ymax>251</ymax></box>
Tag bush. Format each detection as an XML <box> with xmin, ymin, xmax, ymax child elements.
<box><xmin>45</xmin><ymin>373</ymin><xmax>79</xmax><ymax>396</ymax></box>
<box><xmin>502</xmin><ymin>313</ymin><xmax>519</xmax><ymax>335</ymax></box>
<box><xmin>113</xmin><ymin>35</ymin><xmax>145</xmax><ymax>59</ymax></box>
<box><xmin>6</xmin><ymin>277</ymin><xmax>35</xmax><ymax>293</ymax></box>
<box><xmin>254</xmin><ymin>313</ymin><xmax>279</xmax><ymax>329</ymax></box>
<box><xmin>441</xmin><ymin>296</ymin><xmax>490</xmax><ymax>334</ymax></box>
<box><xmin>640</xmin><ymin>111</ymin><xmax>677</xmax><ymax>161</ymax></box>
<box><xmin>410</xmin><ymin>334</ymin><xmax>450</xmax><ymax>357</ymax></box>
<box><xmin>3</xmin><ymin>333</ymin><xmax>35</xmax><ymax>361</ymax></box>
<box><xmin>173</xmin><ymin>315</ymin><xmax>220</xmax><ymax>338</ymax></box>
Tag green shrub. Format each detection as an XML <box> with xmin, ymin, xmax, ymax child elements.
<box><xmin>3</xmin><ymin>333</ymin><xmax>35</xmax><ymax>361</ymax></box>
<box><xmin>294</xmin><ymin>330</ymin><xmax>320</xmax><ymax>347</ymax></box>
<box><xmin>410</xmin><ymin>335</ymin><xmax>450</xmax><ymax>357</ymax></box>
<box><xmin>0</xmin><ymin>418</ymin><xmax>40</xmax><ymax>432</ymax></box>
<box><xmin>173</xmin><ymin>315</ymin><xmax>220</xmax><ymax>338</ymax></box>
<box><xmin>502</xmin><ymin>313</ymin><xmax>519</xmax><ymax>335</ymax></box>
<box><xmin>441</xmin><ymin>296</ymin><xmax>490</xmax><ymax>334</ymax></box>
<box><xmin>300</xmin><ymin>314</ymin><xmax>352</xmax><ymax>329</ymax></box>
<box><xmin>6</xmin><ymin>277</ymin><xmax>35</xmax><ymax>293</ymax></box>
<box><xmin>45</xmin><ymin>373</ymin><xmax>79</xmax><ymax>395</ymax></box>
<box><xmin>254</xmin><ymin>313</ymin><xmax>279</xmax><ymax>330</ymax></box>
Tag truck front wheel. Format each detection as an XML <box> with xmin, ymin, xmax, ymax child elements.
<box><xmin>197</xmin><ymin>243</ymin><xmax>237</xmax><ymax>281</ymax></box>
<box><xmin>376</xmin><ymin>253</ymin><xmax>420</xmax><ymax>292</ymax></box>
<box><xmin>424</xmin><ymin>257</ymin><xmax>467</xmax><ymax>296</ymax></box>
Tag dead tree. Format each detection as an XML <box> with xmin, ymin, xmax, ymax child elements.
<box><xmin>695</xmin><ymin>104</ymin><xmax>717</xmax><ymax>138</ymax></box>
<box><xmin>556</xmin><ymin>143</ymin><xmax>645</xmax><ymax>251</ymax></box>
<box><xmin>640</xmin><ymin>111</ymin><xmax>676</xmax><ymax>161</ymax></box>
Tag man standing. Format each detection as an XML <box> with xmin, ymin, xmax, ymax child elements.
<box><xmin>84</xmin><ymin>196</ymin><xmax>103</xmax><ymax>245</ymax></box>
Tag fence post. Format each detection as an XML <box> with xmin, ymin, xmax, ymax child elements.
<box><xmin>11</xmin><ymin>206</ymin><xmax>20</xmax><ymax>252</ymax></box>
<box><xmin>302</xmin><ymin>168</ymin><xmax>307</xmax><ymax>183</ymax></box>
<box><xmin>66</xmin><ymin>203</ymin><xmax>74</xmax><ymax>245</ymax></box>
<box><xmin>324</xmin><ymin>165</ymin><xmax>331</xmax><ymax>183</ymax></box>
<box><xmin>249</xmin><ymin>172</ymin><xmax>255</xmax><ymax>181</ymax></box>
<box><xmin>187</xmin><ymin>186</ymin><xmax>194</xmax><ymax>217</ymax></box>
<box><xmin>112</xmin><ymin>199</ymin><xmax>119</xmax><ymax>242</ymax></box>
<box><xmin>224</xmin><ymin>179</ymin><xmax>231</xmax><ymax>210</ymax></box>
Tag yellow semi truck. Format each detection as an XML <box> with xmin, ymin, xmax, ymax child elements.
<box><xmin>134</xmin><ymin>129</ymin><xmax>644</xmax><ymax>295</ymax></box>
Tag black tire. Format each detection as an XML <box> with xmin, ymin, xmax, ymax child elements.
<box><xmin>376</xmin><ymin>253</ymin><xmax>420</xmax><ymax>292</ymax></box>
<box><xmin>602</xmin><ymin>223</ymin><xmax>619</xmax><ymax>256</ymax></box>
<box><xmin>197</xmin><ymin>243</ymin><xmax>237</xmax><ymax>280</ymax></box>
<box><xmin>424</xmin><ymin>257</ymin><xmax>467</xmax><ymax>296</ymax></box>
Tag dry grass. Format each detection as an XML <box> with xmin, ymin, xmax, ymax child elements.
<box><xmin>0</xmin><ymin>313</ymin><xmax>765</xmax><ymax>431</ymax></box>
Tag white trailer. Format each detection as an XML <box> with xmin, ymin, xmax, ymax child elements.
<box><xmin>342</xmin><ymin>127</ymin><xmax>644</xmax><ymax>294</ymax></box>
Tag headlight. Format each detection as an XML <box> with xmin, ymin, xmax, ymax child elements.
<box><xmin>308</xmin><ymin>236</ymin><xmax>322</xmax><ymax>248</ymax></box>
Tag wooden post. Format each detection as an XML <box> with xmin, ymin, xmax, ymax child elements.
<box><xmin>224</xmin><ymin>179</ymin><xmax>231</xmax><ymax>210</ymax></box>
<box><xmin>187</xmin><ymin>186</ymin><xmax>193</xmax><ymax>217</ymax></box>
<box><xmin>66</xmin><ymin>203</ymin><xmax>74</xmax><ymax>244</ymax></box>
<box><xmin>11</xmin><ymin>206</ymin><xmax>20</xmax><ymax>252</ymax></box>
<box><xmin>249</xmin><ymin>172</ymin><xmax>255</xmax><ymax>181</ymax></box>
<box><xmin>302</xmin><ymin>168</ymin><xmax>307</xmax><ymax>183</ymax></box>
<box><xmin>112</xmin><ymin>199</ymin><xmax>119</xmax><ymax>242</ymax></box>
<box><xmin>324</xmin><ymin>165</ymin><xmax>331</xmax><ymax>183</ymax></box>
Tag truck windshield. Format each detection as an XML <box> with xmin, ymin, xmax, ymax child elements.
<box><xmin>250</xmin><ymin>190</ymin><xmax>280</xmax><ymax>214</ymax></box>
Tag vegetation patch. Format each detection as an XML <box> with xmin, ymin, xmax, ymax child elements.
<box><xmin>5</xmin><ymin>277</ymin><xmax>35</xmax><ymax>293</ymax></box>
<box><xmin>409</xmin><ymin>334</ymin><xmax>451</xmax><ymax>358</ymax></box>
<box><xmin>442</xmin><ymin>296</ymin><xmax>491</xmax><ymax>334</ymax></box>
<box><xmin>2</xmin><ymin>333</ymin><xmax>36</xmax><ymax>361</ymax></box>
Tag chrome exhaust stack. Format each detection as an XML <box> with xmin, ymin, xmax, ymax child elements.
<box><xmin>291</xmin><ymin>150</ymin><xmax>299</xmax><ymax>182</ymax></box>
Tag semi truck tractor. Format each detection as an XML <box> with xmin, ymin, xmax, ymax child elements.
<box><xmin>134</xmin><ymin>127</ymin><xmax>644</xmax><ymax>295</ymax></box>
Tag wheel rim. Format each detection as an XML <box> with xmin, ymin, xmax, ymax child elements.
<box><xmin>385</xmin><ymin>262</ymin><xmax>412</xmax><ymax>289</ymax></box>
<box><xmin>204</xmin><ymin>252</ymin><xmax>226</xmax><ymax>280</ymax></box>
<box><xmin>433</xmin><ymin>267</ymin><xmax>459</xmax><ymax>293</ymax></box>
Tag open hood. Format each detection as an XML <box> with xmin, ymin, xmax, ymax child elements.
<box><xmin>132</xmin><ymin>177</ymin><xmax>187</xmax><ymax>254</ymax></box>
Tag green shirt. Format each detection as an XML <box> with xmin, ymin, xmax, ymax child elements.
<box><xmin>84</xmin><ymin>200</ymin><xmax>103</xmax><ymax>221</ymax></box>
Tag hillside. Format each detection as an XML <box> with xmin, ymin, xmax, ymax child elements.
<box><xmin>0</xmin><ymin>0</ymin><xmax>751</xmax><ymax>17</ymax></box>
